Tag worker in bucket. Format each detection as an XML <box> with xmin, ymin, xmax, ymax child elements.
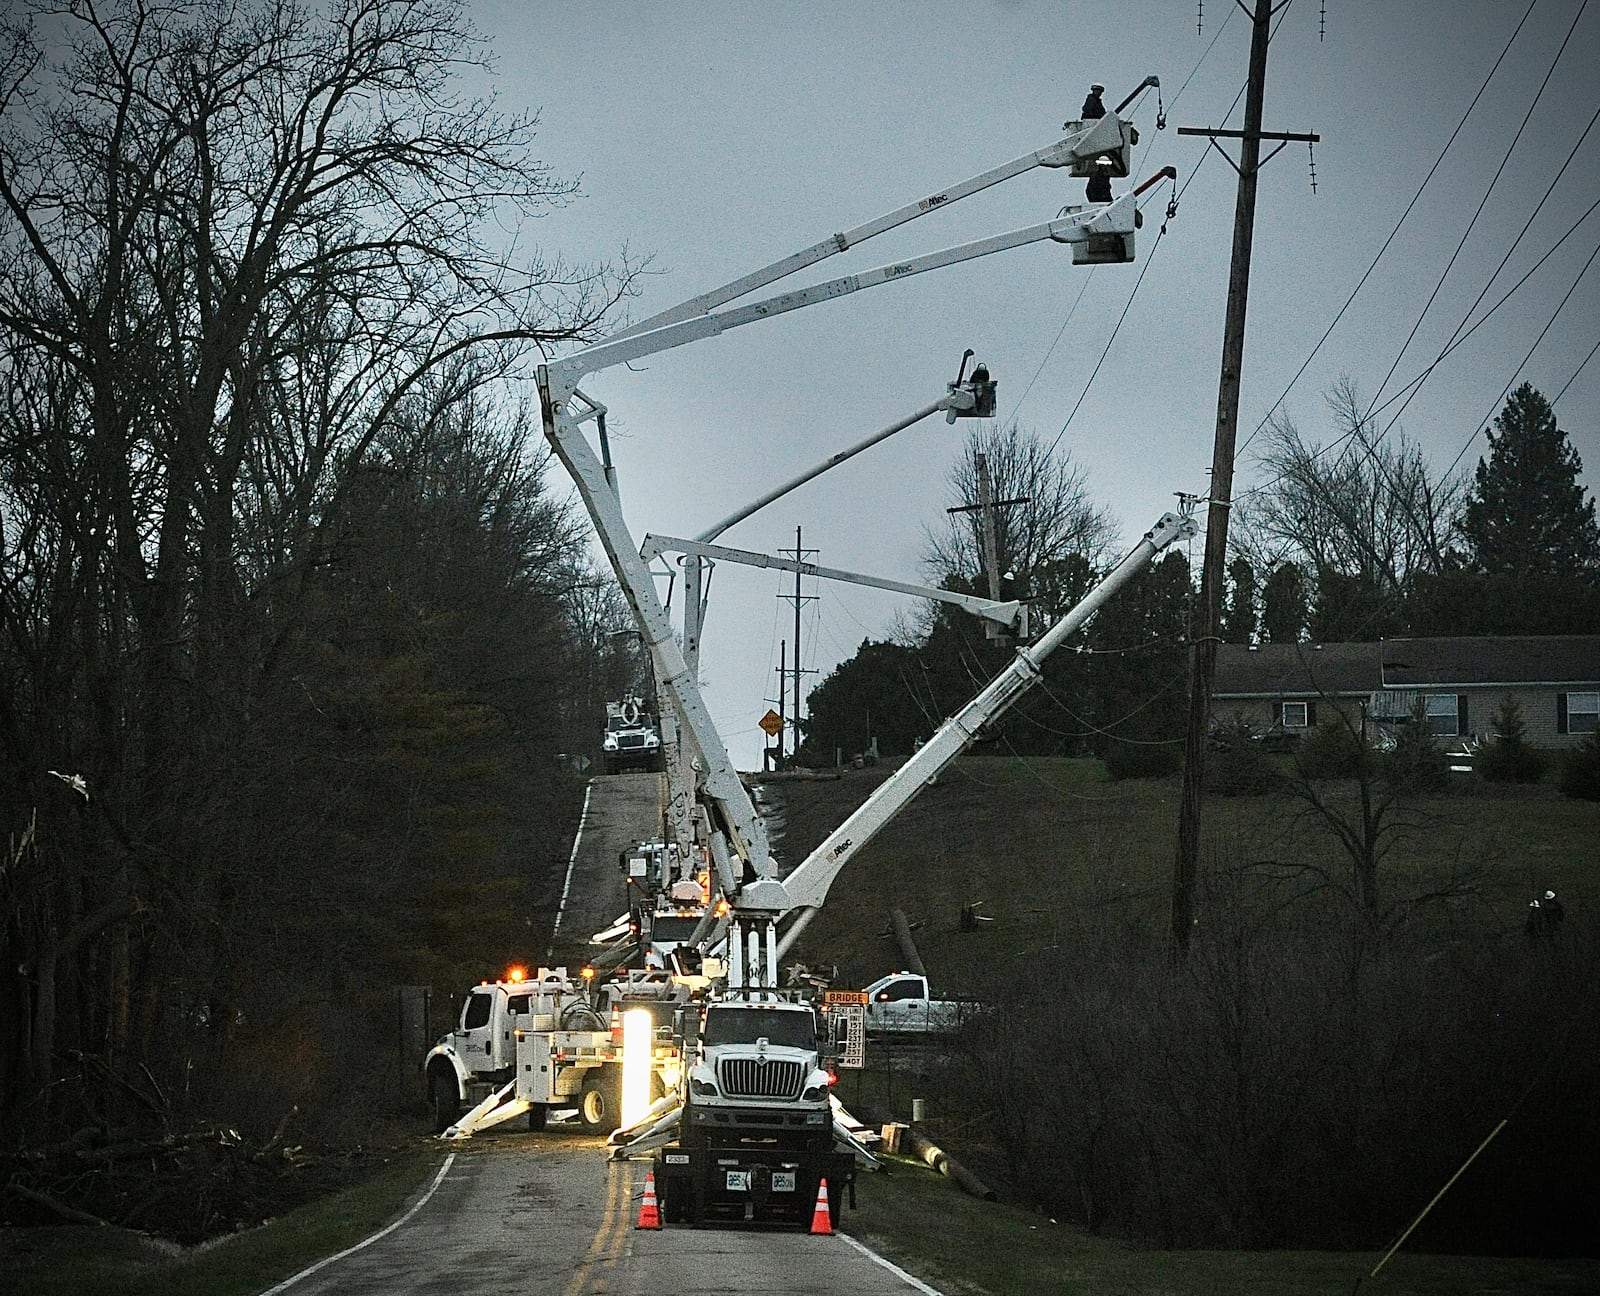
<box><xmin>1086</xmin><ymin>157</ymin><xmax>1113</xmax><ymax>204</ymax></box>
<box><xmin>1081</xmin><ymin>83</ymin><xmax>1106</xmax><ymax>119</ymax></box>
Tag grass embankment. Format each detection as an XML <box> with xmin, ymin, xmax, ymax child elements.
<box><xmin>775</xmin><ymin>754</ymin><xmax>1596</xmax><ymax>988</ymax></box>
<box><xmin>0</xmin><ymin>1141</ymin><xmax>442</xmax><ymax>1296</ymax></box>
<box><xmin>775</xmin><ymin>753</ymin><xmax>1599</xmax><ymax>1290</ymax></box>
<box><xmin>847</xmin><ymin>1153</ymin><xmax>1600</xmax><ymax>1295</ymax></box>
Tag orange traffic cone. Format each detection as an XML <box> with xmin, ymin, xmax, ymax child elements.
<box><xmin>636</xmin><ymin>1169</ymin><xmax>663</xmax><ymax>1230</ymax></box>
<box><xmin>808</xmin><ymin>1177</ymin><xmax>834</xmax><ymax>1235</ymax></box>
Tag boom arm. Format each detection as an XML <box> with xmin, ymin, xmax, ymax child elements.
<box><xmin>642</xmin><ymin>534</ymin><xmax>1028</xmax><ymax>636</ymax></box>
<box><xmin>603</xmin><ymin>109</ymin><xmax>1146</xmax><ymax>345</ymax></box>
<box><xmin>774</xmin><ymin>509</ymin><xmax>1198</xmax><ymax>958</ymax></box>
<box><xmin>549</xmin><ymin>195</ymin><xmax>1141</xmax><ymax>396</ymax></box>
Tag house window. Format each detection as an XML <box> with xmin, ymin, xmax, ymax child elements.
<box><xmin>1280</xmin><ymin>701</ymin><xmax>1309</xmax><ymax>729</ymax></box>
<box><xmin>1562</xmin><ymin>691</ymin><xmax>1599</xmax><ymax>735</ymax></box>
<box><xmin>1424</xmin><ymin>693</ymin><xmax>1462</xmax><ymax>737</ymax></box>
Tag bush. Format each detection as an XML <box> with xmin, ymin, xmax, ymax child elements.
<box><xmin>1558</xmin><ymin>732</ymin><xmax>1600</xmax><ymax>800</ymax></box>
<box><xmin>1478</xmin><ymin>697</ymin><xmax>1546</xmax><ymax>784</ymax></box>
<box><xmin>1294</xmin><ymin>719</ymin><xmax>1369</xmax><ymax>780</ymax></box>
<box><xmin>1206</xmin><ymin>719</ymin><xmax>1283</xmax><ymax>795</ymax></box>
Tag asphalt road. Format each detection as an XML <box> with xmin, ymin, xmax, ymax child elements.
<box><xmin>291</xmin><ymin>774</ymin><xmax>939</xmax><ymax>1295</ymax></box>
<box><xmin>261</xmin><ymin>1131</ymin><xmax>939</xmax><ymax>1296</ymax></box>
<box><xmin>546</xmin><ymin>771</ymin><xmax>664</xmax><ymax>969</ymax></box>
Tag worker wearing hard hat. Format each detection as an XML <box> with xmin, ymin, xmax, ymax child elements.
<box><xmin>1081</xmin><ymin>84</ymin><xmax>1106</xmax><ymax>119</ymax></box>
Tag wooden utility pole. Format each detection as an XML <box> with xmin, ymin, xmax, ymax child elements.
<box><xmin>1171</xmin><ymin>0</ymin><xmax>1318</xmax><ymax>954</ymax></box>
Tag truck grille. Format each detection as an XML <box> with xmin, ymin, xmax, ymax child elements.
<box><xmin>718</xmin><ymin>1057</ymin><xmax>804</xmax><ymax>1099</ymax></box>
<box><xmin>617</xmin><ymin>734</ymin><xmax>646</xmax><ymax>748</ymax></box>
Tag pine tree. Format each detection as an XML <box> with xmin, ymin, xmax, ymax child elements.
<box><xmin>1261</xmin><ymin>562</ymin><xmax>1308</xmax><ymax>643</ymax></box>
<box><xmin>1220</xmin><ymin>556</ymin><xmax>1258</xmax><ymax>643</ymax></box>
<box><xmin>1461</xmin><ymin>384</ymin><xmax>1600</xmax><ymax>577</ymax></box>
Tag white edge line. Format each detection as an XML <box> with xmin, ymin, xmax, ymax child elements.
<box><xmin>255</xmin><ymin>1153</ymin><xmax>456</xmax><ymax>1295</ymax></box>
<box><xmin>837</xmin><ymin>1229</ymin><xmax>947</xmax><ymax>1295</ymax></box>
<box><xmin>547</xmin><ymin>779</ymin><xmax>595</xmax><ymax>961</ymax></box>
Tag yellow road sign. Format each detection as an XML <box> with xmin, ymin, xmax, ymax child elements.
<box><xmin>759</xmin><ymin>709</ymin><xmax>784</xmax><ymax>737</ymax></box>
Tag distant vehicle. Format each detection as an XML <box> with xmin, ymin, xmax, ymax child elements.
<box><xmin>861</xmin><ymin>971</ymin><xmax>974</xmax><ymax>1034</ymax></box>
<box><xmin>603</xmin><ymin>695</ymin><xmax>663</xmax><ymax>774</ymax></box>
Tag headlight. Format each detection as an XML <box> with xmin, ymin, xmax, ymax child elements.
<box><xmin>802</xmin><ymin>1083</ymin><xmax>828</xmax><ymax>1102</ymax></box>
<box><xmin>603</xmin><ymin>736</ymin><xmax>617</xmax><ymax>750</ymax></box>
<box><xmin>689</xmin><ymin>1073</ymin><xmax>718</xmax><ymax>1098</ymax></box>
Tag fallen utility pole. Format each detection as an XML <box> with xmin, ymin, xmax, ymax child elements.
<box><xmin>1170</xmin><ymin>0</ymin><xmax>1318</xmax><ymax>955</ymax></box>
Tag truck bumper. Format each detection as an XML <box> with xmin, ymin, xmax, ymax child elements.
<box><xmin>652</xmin><ymin>1144</ymin><xmax>855</xmax><ymax>1226</ymax></box>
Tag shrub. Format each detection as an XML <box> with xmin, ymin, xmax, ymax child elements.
<box><xmin>1478</xmin><ymin>696</ymin><xmax>1546</xmax><ymax>784</ymax></box>
<box><xmin>1558</xmin><ymin>732</ymin><xmax>1600</xmax><ymax>801</ymax></box>
<box><xmin>1294</xmin><ymin>718</ymin><xmax>1369</xmax><ymax>780</ymax></box>
<box><xmin>1206</xmin><ymin>719</ymin><xmax>1282</xmax><ymax>795</ymax></box>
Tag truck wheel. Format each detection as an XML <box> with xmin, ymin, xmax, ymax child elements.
<box><xmin>431</xmin><ymin>1079</ymin><xmax>460</xmax><ymax>1133</ymax></box>
<box><xmin>526</xmin><ymin>1104</ymin><xmax>547</xmax><ymax>1132</ymax></box>
<box><xmin>578</xmin><ymin>1073</ymin><xmax>620</xmax><ymax>1133</ymax></box>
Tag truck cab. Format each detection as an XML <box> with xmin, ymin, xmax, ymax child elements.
<box><xmin>684</xmin><ymin>1000</ymin><xmax>835</xmax><ymax>1140</ymax></box>
<box><xmin>603</xmin><ymin>695</ymin><xmax>664</xmax><ymax>774</ymax></box>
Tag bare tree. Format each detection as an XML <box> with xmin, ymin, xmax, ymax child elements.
<box><xmin>1236</xmin><ymin>379</ymin><xmax>1461</xmax><ymax>599</ymax></box>
<box><xmin>0</xmin><ymin>0</ymin><xmax>636</xmax><ymax>1127</ymax></box>
<box><xmin>924</xmin><ymin>420</ymin><xmax>1118</xmax><ymax>618</ymax></box>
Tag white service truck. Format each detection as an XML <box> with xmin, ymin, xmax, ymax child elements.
<box><xmin>646</xmin><ymin>996</ymin><xmax>854</xmax><ymax>1225</ymax></box>
<box><xmin>861</xmin><ymin>971</ymin><xmax>973</xmax><ymax>1034</ymax></box>
<box><xmin>603</xmin><ymin>695</ymin><xmax>663</xmax><ymax>774</ymax></box>
<box><xmin>424</xmin><ymin>966</ymin><xmax>683</xmax><ymax>1137</ymax></box>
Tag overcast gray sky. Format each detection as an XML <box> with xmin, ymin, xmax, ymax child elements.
<box><xmin>474</xmin><ymin>0</ymin><xmax>1600</xmax><ymax>768</ymax></box>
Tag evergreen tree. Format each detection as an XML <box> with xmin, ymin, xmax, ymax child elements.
<box><xmin>1221</xmin><ymin>556</ymin><xmax>1258</xmax><ymax>643</ymax></box>
<box><xmin>1261</xmin><ymin>562</ymin><xmax>1309</xmax><ymax>643</ymax></box>
<box><xmin>1461</xmin><ymin>384</ymin><xmax>1600</xmax><ymax>577</ymax></box>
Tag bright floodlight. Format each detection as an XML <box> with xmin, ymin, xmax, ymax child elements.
<box><xmin>621</xmin><ymin>1008</ymin><xmax>653</xmax><ymax>1129</ymax></box>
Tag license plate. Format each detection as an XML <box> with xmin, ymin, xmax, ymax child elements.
<box><xmin>725</xmin><ymin>1170</ymin><xmax>749</xmax><ymax>1191</ymax></box>
<box><xmin>771</xmin><ymin>1171</ymin><xmax>796</xmax><ymax>1193</ymax></box>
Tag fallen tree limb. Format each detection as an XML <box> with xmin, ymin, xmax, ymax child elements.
<box><xmin>5</xmin><ymin>1180</ymin><xmax>112</xmax><ymax>1227</ymax></box>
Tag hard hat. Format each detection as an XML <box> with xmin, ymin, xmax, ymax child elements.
<box><xmin>1545</xmin><ymin>889</ymin><xmax>1557</xmax><ymax>901</ymax></box>
<box><xmin>1091</xmin><ymin>84</ymin><xmax>1105</xmax><ymax>93</ymax></box>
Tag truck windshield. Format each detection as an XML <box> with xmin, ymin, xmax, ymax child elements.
<box><xmin>648</xmin><ymin>915</ymin><xmax>700</xmax><ymax>942</ymax></box>
<box><xmin>702</xmin><ymin>1008</ymin><xmax>815</xmax><ymax>1050</ymax></box>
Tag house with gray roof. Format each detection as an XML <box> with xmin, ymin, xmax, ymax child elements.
<box><xmin>1213</xmin><ymin>636</ymin><xmax>1599</xmax><ymax>748</ymax></box>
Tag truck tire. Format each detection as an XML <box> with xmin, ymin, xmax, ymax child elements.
<box><xmin>431</xmin><ymin>1078</ymin><xmax>460</xmax><ymax>1133</ymax></box>
<box><xmin>526</xmin><ymin>1104</ymin><xmax>547</xmax><ymax>1132</ymax></box>
<box><xmin>578</xmin><ymin>1072</ymin><xmax>621</xmax><ymax>1133</ymax></box>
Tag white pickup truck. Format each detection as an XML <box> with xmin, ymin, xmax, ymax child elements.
<box><xmin>861</xmin><ymin>971</ymin><xmax>970</xmax><ymax>1034</ymax></box>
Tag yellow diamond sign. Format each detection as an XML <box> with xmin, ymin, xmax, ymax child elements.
<box><xmin>759</xmin><ymin>709</ymin><xmax>784</xmax><ymax>737</ymax></box>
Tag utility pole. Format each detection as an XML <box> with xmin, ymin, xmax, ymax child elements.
<box><xmin>778</xmin><ymin>528</ymin><xmax>817</xmax><ymax>764</ymax></box>
<box><xmin>1171</xmin><ymin>0</ymin><xmax>1318</xmax><ymax>954</ymax></box>
<box><xmin>948</xmin><ymin>451</ymin><xmax>1028</xmax><ymax>644</ymax></box>
<box><xmin>772</xmin><ymin>641</ymin><xmax>787</xmax><ymax>772</ymax></box>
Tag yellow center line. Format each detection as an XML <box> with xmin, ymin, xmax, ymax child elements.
<box><xmin>562</xmin><ymin>1159</ymin><xmax>635</xmax><ymax>1296</ymax></box>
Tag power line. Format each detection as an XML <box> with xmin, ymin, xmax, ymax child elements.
<box><xmin>1234</xmin><ymin>0</ymin><xmax>1542</xmax><ymax>462</ymax></box>
<box><xmin>1362</xmin><ymin>0</ymin><xmax>1591</xmax><ymax>426</ymax></box>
